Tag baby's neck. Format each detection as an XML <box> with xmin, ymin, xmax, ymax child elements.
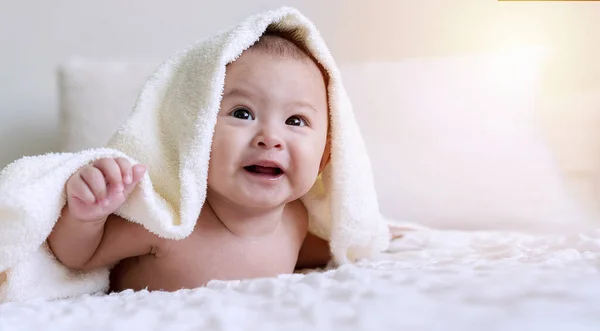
<box><xmin>204</xmin><ymin>194</ymin><xmax>285</xmax><ymax>239</ymax></box>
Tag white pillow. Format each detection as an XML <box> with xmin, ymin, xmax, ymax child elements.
<box><xmin>58</xmin><ymin>58</ymin><xmax>158</xmax><ymax>152</ymax></box>
<box><xmin>339</xmin><ymin>51</ymin><xmax>589</xmax><ymax>232</ymax></box>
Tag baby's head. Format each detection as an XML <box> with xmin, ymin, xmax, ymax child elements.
<box><xmin>207</xmin><ymin>27</ymin><xmax>331</xmax><ymax>210</ymax></box>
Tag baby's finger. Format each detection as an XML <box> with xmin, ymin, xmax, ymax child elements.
<box><xmin>114</xmin><ymin>157</ymin><xmax>133</xmax><ymax>185</ymax></box>
<box><xmin>123</xmin><ymin>164</ymin><xmax>146</xmax><ymax>197</ymax></box>
<box><xmin>131</xmin><ymin>164</ymin><xmax>146</xmax><ymax>184</ymax></box>
<box><xmin>80</xmin><ymin>166</ymin><xmax>109</xmax><ymax>205</ymax></box>
<box><xmin>68</xmin><ymin>175</ymin><xmax>96</xmax><ymax>204</ymax></box>
<box><xmin>93</xmin><ymin>158</ymin><xmax>123</xmax><ymax>194</ymax></box>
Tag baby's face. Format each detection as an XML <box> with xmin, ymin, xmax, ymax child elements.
<box><xmin>207</xmin><ymin>49</ymin><xmax>329</xmax><ymax>210</ymax></box>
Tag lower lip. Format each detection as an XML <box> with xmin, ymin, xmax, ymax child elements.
<box><xmin>243</xmin><ymin>169</ymin><xmax>284</xmax><ymax>181</ymax></box>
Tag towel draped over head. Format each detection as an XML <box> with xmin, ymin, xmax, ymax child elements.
<box><xmin>0</xmin><ymin>6</ymin><xmax>403</xmax><ymax>303</ymax></box>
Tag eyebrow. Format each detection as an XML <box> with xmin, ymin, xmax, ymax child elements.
<box><xmin>223</xmin><ymin>87</ymin><xmax>254</xmax><ymax>100</ymax></box>
<box><xmin>289</xmin><ymin>100</ymin><xmax>319</xmax><ymax>113</ymax></box>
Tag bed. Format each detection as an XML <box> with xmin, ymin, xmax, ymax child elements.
<box><xmin>2</xmin><ymin>50</ymin><xmax>600</xmax><ymax>330</ymax></box>
<box><xmin>2</xmin><ymin>229</ymin><xmax>600</xmax><ymax>330</ymax></box>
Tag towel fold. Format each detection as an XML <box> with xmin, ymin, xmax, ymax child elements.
<box><xmin>0</xmin><ymin>6</ymin><xmax>421</xmax><ymax>303</ymax></box>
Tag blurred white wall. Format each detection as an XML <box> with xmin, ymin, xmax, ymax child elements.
<box><xmin>339</xmin><ymin>0</ymin><xmax>600</xmax><ymax>95</ymax></box>
<box><xmin>1</xmin><ymin>0</ymin><xmax>599</xmax><ymax>168</ymax></box>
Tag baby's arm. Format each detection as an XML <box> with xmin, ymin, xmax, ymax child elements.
<box><xmin>48</xmin><ymin>204</ymin><xmax>109</xmax><ymax>269</ymax></box>
<box><xmin>82</xmin><ymin>214</ymin><xmax>164</xmax><ymax>270</ymax></box>
<box><xmin>49</xmin><ymin>210</ymin><xmax>162</xmax><ymax>271</ymax></box>
<box><xmin>47</xmin><ymin>158</ymin><xmax>158</xmax><ymax>271</ymax></box>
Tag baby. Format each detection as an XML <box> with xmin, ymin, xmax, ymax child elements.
<box><xmin>47</xmin><ymin>29</ymin><xmax>333</xmax><ymax>292</ymax></box>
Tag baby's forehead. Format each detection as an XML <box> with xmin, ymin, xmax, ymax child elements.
<box><xmin>225</xmin><ymin>51</ymin><xmax>327</xmax><ymax>90</ymax></box>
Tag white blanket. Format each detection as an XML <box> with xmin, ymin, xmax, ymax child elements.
<box><xmin>0</xmin><ymin>6</ymin><xmax>418</xmax><ymax>303</ymax></box>
<box><xmin>2</xmin><ymin>229</ymin><xmax>599</xmax><ymax>330</ymax></box>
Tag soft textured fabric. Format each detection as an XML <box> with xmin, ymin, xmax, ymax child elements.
<box><xmin>0</xmin><ymin>6</ymin><xmax>409</xmax><ymax>303</ymax></box>
<box><xmin>3</xmin><ymin>228</ymin><xmax>600</xmax><ymax>330</ymax></box>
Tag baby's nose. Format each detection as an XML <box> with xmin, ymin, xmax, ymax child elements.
<box><xmin>253</xmin><ymin>129</ymin><xmax>283</xmax><ymax>150</ymax></box>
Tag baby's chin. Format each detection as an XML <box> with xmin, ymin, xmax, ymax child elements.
<box><xmin>225</xmin><ymin>187</ymin><xmax>311</xmax><ymax>212</ymax></box>
<box><xmin>236</xmin><ymin>193</ymin><xmax>299</xmax><ymax>210</ymax></box>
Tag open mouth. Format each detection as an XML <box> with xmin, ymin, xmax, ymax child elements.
<box><xmin>243</xmin><ymin>165</ymin><xmax>284</xmax><ymax>177</ymax></box>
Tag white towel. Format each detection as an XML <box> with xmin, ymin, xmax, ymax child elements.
<box><xmin>0</xmin><ymin>6</ymin><xmax>420</xmax><ymax>303</ymax></box>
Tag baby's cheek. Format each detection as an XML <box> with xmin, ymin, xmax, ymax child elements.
<box><xmin>295</xmin><ymin>167</ymin><xmax>321</xmax><ymax>198</ymax></box>
<box><xmin>298</xmin><ymin>153</ymin><xmax>322</xmax><ymax>183</ymax></box>
<box><xmin>292</xmin><ymin>148</ymin><xmax>312</xmax><ymax>169</ymax></box>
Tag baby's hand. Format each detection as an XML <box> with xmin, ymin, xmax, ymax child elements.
<box><xmin>65</xmin><ymin>157</ymin><xmax>146</xmax><ymax>222</ymax></box>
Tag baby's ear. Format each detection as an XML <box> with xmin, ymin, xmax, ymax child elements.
<box><xmin>319</xmin><ymin>136</ymin><xmax>331</xmax><ymax>173</ymax></box>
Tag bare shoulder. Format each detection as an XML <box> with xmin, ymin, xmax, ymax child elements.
<box><xmin>289</xmin><ymin>199</ymin><xmax>332</xmax><ymax>270</ymax></box>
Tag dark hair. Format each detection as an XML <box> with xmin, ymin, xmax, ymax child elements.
<box><xmin>249</xmin><ymin>25</ymin><xmax>330</xmax><ymax>87</ymax></box>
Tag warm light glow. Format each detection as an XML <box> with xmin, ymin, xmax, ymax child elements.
<box><xmin>489</xmin><ymin>45</ymin><xmax>551</xmax><ymax>87</ymax></box>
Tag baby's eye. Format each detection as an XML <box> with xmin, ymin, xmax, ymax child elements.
<box><xmin>230</xmin><ymin>108</ymin><xmax>254</xmax><ymax>120</ymax></box>
<box><xmin>285</xmin><ymin>116</ymin><xmax>307</xmax><ymax>127</ymax></box>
